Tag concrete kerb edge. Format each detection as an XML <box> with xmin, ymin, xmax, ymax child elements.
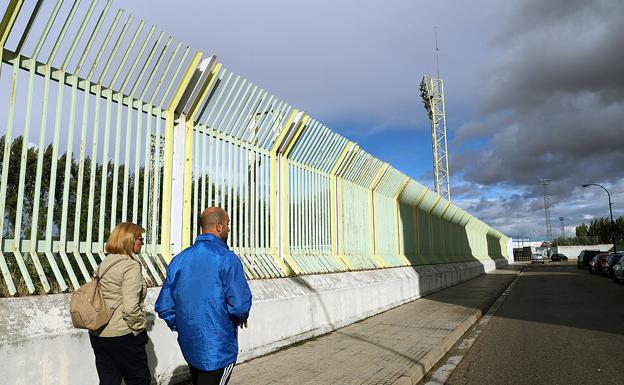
<box><xmin>390</xmin><ymin>268</ymin><xmax>522</xmax><ymax>385</ymax></box>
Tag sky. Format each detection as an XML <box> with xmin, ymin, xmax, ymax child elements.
<box><xmin>124</xmin><ymin>0</ymin><xmax>624</xmax><ymax>239</ymax></box>
<box><xmin>5</xmin><ymin>0</ymin><xmax>624</xmax><ymax>239</ymax></box>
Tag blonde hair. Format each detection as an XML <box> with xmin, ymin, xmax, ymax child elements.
<box><xmin>106</xmin><ymin>222</ymin><xmax>145</xmax><ymax>255</ymax></box>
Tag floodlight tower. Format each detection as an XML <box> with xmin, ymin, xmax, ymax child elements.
<box><xmin>540</xmin><ymin>178</ymin><xmax>553</xmax><ymax>241</ymax></box>
<box><xmin>420</xmin><ymin>27</ymin><xmax>450</xmax><ymax>200</ymax></box>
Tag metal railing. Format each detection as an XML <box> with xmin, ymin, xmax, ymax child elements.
<box><xmin>0</xmin><ymin>0</ymin><xmax>508</xmax><ymax>296</ymax></box>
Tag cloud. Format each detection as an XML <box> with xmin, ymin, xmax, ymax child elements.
<box><xmin>451</xmin><ymin>0</ymin><xmax>624</xmax><ymax>235</ymax></box>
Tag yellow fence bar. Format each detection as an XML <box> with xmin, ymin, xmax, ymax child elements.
<box><xmin>269</xmin><ymin>109</ymin><xmax>300</xmax><ymax>275</ymax></box>
<box><xmin>279</xmin><ymin>113</ymin><xmax>310</xmax><ymax>274</ymax></box>
<box><xmin>368</xmin><ymin>163</ymin><xmax>390</xmax><ymax>267</ymax></box>
<box><xmin>394</xmin><ymin>177</ymin><xmax>412</xmax><ymax>263</ymax></box>
<box><xmin>329</xmin><ymin>141</ymin><xmax>356</xmax><ymax>269</ymax></box>
<box><xmin>181</xmin><ymin>60</ymin><xmax>222</xmax><ymax>249</ymax></box>
<box><xmin>0</xmin><ymin>0</ymin><xmax>23</xmax><ymax>49</ymax></box>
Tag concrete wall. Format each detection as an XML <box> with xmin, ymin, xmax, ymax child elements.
<box><xmin>0</xmin><ymin>259</ymin><xmax>506</xmax><ymax>385</ymax></box>
<box><xmin>556</xmin><ymin>244</ymin><xmax>614</xmax><ymax>258</ymax></box>
<box><xmin>506</xmin><ymin>239</ymin><xmax>515</xmax><ymax>264</ymax></box>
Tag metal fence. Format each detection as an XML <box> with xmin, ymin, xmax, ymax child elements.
<box><xmin>0</xmin><ymin>0</ymin><xmax>508</xmax><ymax>297</ymax></box>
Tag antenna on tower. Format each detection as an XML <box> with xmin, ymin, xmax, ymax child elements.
<box><xmin>435</xmin><ymin>26</ymin><xmax>440</xmax><ymax>79</ymax></box>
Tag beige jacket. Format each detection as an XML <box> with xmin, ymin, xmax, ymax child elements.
<box><xmin>90</xmin><ymin>253</ymin><xmax>147</xmax><ymax>337</ymax></box>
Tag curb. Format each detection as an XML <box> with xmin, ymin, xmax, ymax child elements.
<box><xmin>390</xmin><ymin>271</ymin><xmax>522</xmax><ymax>385</ymax></box>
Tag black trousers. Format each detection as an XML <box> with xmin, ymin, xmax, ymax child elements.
<box><xmin>189</xmin><ymin>362</ymin><xmax>235</xmax><ymax>385</ymax></box>
<box><xmin>90</xmin><ymin>330</ymin><xmax>151</xmax><ymax>385</ymax></box>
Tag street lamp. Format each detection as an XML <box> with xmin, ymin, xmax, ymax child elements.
<box><xmin>582</xmin><ymin>183</ymin><xmax>616</xmax><ymax>252</ymax></box>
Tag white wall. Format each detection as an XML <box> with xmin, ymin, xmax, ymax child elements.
<box><xmin>556</xmin><ymin>244</ymin><xmax>614</xmax><ymax>258</ymax></box>
<box><xmin>0</xmin><ymin>259</ymin><xmax>506</xmax><ymax>385</ymax></box>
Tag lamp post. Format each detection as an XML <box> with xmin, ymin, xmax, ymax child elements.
<box><xmin>582</xmin><ymin>183</ymin><xmax>616</xmax><ymax>252</ymax></box>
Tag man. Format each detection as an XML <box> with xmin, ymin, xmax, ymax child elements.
<box><xmin>155</xmin><ymin>207</ymin><xmax>252</xmax><ymax>385</ymax></box>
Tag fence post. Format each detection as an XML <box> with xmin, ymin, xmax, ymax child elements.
<box><xmin>438</xmin><ymin>200</ymin><xmax>452</xmax><ymax>262</ymax></box>
<box><xmin>368</xmin><ymin>163</ymin><xmax>389</xmax><ymax>267</ymax></box>
<box><xmin>412</xmin><ymin>187</ymin><xmax>428</xmax><ymax>263</ymax></box>
<box><xmin>329</xmin><ymin>142</ymin><xmax>357</xmax><ymax>269</ymax></box>
<box><xmin>269</xmin><ymin>110</ymin><xmax>307</xmax><ymax>275</ymax></box>
<box><xmin>161</xmin><ymin>52</ymin><xmax>203</xmax><ymax>262</ymax></box>
<box><xmin>394</xmin><ymin>177</ymin><xmax>411</xmax><ymax>264</ymax></box>
<box><xmin>182</xmin><ymin>58</ymin><xmax>221</xmax><ymax>249</ymax></box>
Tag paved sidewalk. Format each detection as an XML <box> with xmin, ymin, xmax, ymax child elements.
<box><xmin>228</xmin><ymin>266</ymin><xmax>521</xmax><ymax>385</ymax></box>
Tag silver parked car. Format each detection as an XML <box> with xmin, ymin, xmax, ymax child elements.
<box><xmin>613</xmin><ymin>257</ymin><xmax>624</xmax><ymax>283</ymax></box>
<box><xmin>531</xmin><ymin>253</ymin><xmax>545</xmax><ymax>264</ymax></box>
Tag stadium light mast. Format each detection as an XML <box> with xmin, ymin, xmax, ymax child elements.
<box><xmin>420</xmin><ymin>27</ymin><xmax>451</xmax><ymax>200</ymax></box>
<box><xmin>540</xmin><ymin>178</ymin><xmax>553</xmax><ymax>241</ymax></box>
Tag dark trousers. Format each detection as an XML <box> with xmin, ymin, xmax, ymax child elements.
<box><xmin>90</xmin><ymin>330</ymin><xmax>151</xmax><ymax>385</ymax></box>
<box><xmin>189</xmin><ymin>363</ymin><xmax>234</xmax><ymax>385</ymax></box>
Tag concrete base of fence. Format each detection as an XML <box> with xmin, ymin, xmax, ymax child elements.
<box><xmin>0</xmin><ymin>258</ymin><xmax>506</xmax><ymax>385</ymax></box>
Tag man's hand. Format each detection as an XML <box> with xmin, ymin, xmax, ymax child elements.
<box><xmin>238</xmin><ymin>320</ymin><xmax>248</xmax><ymax>329</ymax></box>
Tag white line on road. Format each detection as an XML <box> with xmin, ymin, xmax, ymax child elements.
<box><xmin>422</xmin><ymin>272</ymin><xmax>523</xmax><ymax>385</ymax></box>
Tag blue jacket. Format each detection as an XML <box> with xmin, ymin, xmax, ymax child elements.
<box><xmin>155</xmin><ymin>233</ymin><xmax>252</xmax><ymax>371</ymax></box>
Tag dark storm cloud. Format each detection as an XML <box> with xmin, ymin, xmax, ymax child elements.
<box><xmin>453</xmin><ymin>0</ymin><xmax>624</xmax><ymax>234</ymax></box>
<box><xmin>478</xmin><ymin>0</ymin><xmax>624</xmax><ymax>123</ymax></box>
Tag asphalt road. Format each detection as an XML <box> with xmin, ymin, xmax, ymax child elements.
<box><xmin>440</xmin><ymin>261</ymin><xmax>624</xmax><ymax>385</ymax></box>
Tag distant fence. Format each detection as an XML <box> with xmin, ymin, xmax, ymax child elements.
<box><xmin>0</xmin><ymin>0</ymin><xmax>508</xmax><ymax>296</ymax></box>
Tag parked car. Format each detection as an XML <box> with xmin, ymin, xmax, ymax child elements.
<box><xmin>589</xmin><ymin>253</ymin><xmax>609</xmax><ymax>274</ymax></box>
<box><xmin>613</xmin><ymin>257</ymin><xmax>624</xmax><ymax>283</ymax></box>
<box><xmin>602</xmin><ymin>253</ymin><xmax>624</xmax><ymax>278</ymax></box>
<box><xmin>531</xmin><ymin>253</ymin><xmax>545</xmax><ymax>264</ymax></box>
<box><xmin>577</xmin><ymin>249</ymin><xmax>601</xmax><ymax>269</ymax></box>
<box><xmin>551</xmin><ymin>253</ymin><xmax>568</xmax><ymax>262</ymax></box>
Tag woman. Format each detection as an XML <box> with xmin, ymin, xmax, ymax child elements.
<box><xmin>89</xmin><ymin>222</ymin><xmax>151</xmax><ymax>385</ymax></box>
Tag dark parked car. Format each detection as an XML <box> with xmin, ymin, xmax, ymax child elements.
<box><xmin>577</xmin><ymin>249</ymin><xmax>601</xmax><ymax>269</ymax></box>
<box><xmin>601</xmin><ymin>253</ymin><xmax>624</xmax><ymax>278</ymax></box>
<box><xmin>551</xmin><ymin>253</ymin><xmax>568</xmax><ymax>262</ymax></box>
<box><xmin>589</xmin><ymin>253</ymin><xmax>609</xmax><ymax>274</ymax></box>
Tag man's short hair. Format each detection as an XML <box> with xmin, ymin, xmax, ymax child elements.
<box><xmin>200</xmin><ymin>208</ymin><xmax>227</xmax><ymax>230</ymax></box>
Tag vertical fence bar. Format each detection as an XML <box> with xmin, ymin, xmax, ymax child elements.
<box><xmin>181</xmin><ymin>118</ymin><xmax>194</xmax><ymax>249</ymax></box>
<box><xmin>132</xmin><ymin>99</ymin><xmax>143</xmax><ymax>225</ymax></box>
<box><xmin>192</xmin><ymin>128</ymin><xmax>199</xmax><ymax>241</ymax></box>
<box><xmin>141</xmin><ymin>105</ymin><xmax>152</xmax><ymax>236</ymax></box>
<box><xmin>0</xmin><ymin>57</ymin><xmax>20</xmax><ymax>295</ymax></box>
<box><xmin>84</xmin><ymin>84</ymin><xmax>102</xmax><ymax>268</ymax></box>
<box><xmin>121</xmin><ymin>96</ymin><xmax>133</xmax><ymax>222</ymax></box>
<box><xmin>59</xmin><ymin>75</ymin><xmax>86</xmax><ymax>286</ymax></box>
<box><xmin>25</xmin><ymin>72</ymin><xmax>53</xmax><ymax>298</ymax></box>
<box><xmin>109</xmin><ymin>96</ymin><xmax>123</xmax><ymax>231</ymax></box>
<box><xmin>73</xmin><ymin>71</ymin><xmax>92</xmax><ymax>273</ymax></box>
<box><xmin>12</xmin><ymin>60</ymin><xmax>37</xmax><ymax>293</ymax></box>
<box><xmin>42</xmin><ymin>67</ymin><xmax>69</xmax><ymax>292</ymax></box>
<box><xmin>97</xmin><ymin>87</ymin><xmax>113</xmax><ymax>257</ymax></box>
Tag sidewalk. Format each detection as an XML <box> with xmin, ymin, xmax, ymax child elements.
<box><xmin>228</xmin><ymin>266</ymin><xmax>521</xmax><ymax>385</ymax></box>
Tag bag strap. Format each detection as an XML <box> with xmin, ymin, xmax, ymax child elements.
<box><xmin>95</xmin><ymin>257</ymin><xmax>128</xmax><ymax>280</ymax></box>
<box><xmin>95</xmin><ymin>256</ymin><xmax>142</xmax><ymax>311</ymax></box>
<box><xmin>111</xmin><ymin>298</ymin><xmax>124</xmax><ymax>310</ymax></box>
